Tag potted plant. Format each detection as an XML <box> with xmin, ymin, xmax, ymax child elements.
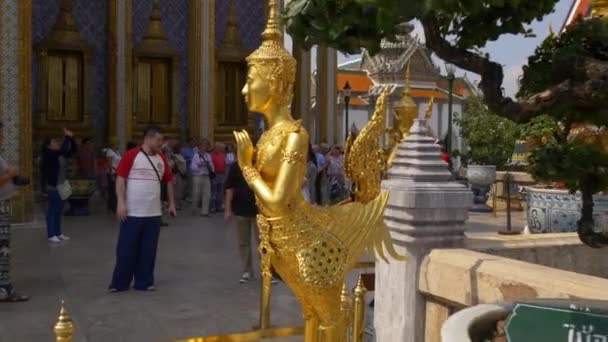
<box><xmin>456</xmin><ymin>96</ymin><xmax>520</xmax><ymax>212</ymax></box>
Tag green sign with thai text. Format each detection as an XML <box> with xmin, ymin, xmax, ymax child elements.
<box><xmin>506</xmin><ymin>303</ymin><xmax>608</xmax><ymax>342</ymax></box>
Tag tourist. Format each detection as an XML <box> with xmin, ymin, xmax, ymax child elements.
<box><xmin>109</xmin><ymin>125</ymin><xmax>176</xmax><ymax>292</ymax></box>
<box><xmin>181</xmin><ymin>138</ymin><xmax>197</xmax><ymax>168</ymax></box>
<box><xmin>326</xmin><ymin>145</ymin><xmax>347</xmax><ymax>204</ymax></box>
<box><xmin>0</xmin><ymin>121</ymin><xmax>29</xmax><ymax>302</ymax></box>
<box><xmin>191</xmin><ymin>139</ymin><xmax>214</xmax><ymax>217</ymax></box>
<box><xmin>313</xmin><ymin>144</ymin><xmax>326</xmax><ymax>169</ymax></box>
<box><xmin>303</xmin><ymin>144</ymin><xmax>318</xmax><ymax>204</ymax></box>
<box><xmin>210</xmin><ymin>142</ymin><xmax>227</xmax><ymax>213</ymax></box>
<box><xmin>103</xmin><ymin>137</ymin><xmax>121</xmax><ymax>213</ymax></box>
<box><xmin>225</xmin><ymin>142</ymin><xmax>236</xmax><ymax>171</ymax></box>
<box><xmin>44</xmin><ymin>128</ymin><xmax>77</xmax><ymax>243</ymax></box>
<box><xmin>180</xmin><ymin>138</ymin><xmax>197</xmax><ymax>202</ymax></box>
<box><xmin>170</xmin><ymin>141</ymin><xmax>187</xmax><ymax>210</ymax></box>
<box><xmin>224</xmin><ymin>161</ymin><xmax>258</xmax><ymax>283</ymax></box>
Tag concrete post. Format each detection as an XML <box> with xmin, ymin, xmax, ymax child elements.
<box><xmin>375</xmin><ymin>119</ymin><xmax>472</xmax><ymax>341</ymax></box>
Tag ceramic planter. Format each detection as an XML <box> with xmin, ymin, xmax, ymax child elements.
<box><xmin>526</xmin><ymin>187</ymin><xmax>608</xmax><ymax>233</ymax></box>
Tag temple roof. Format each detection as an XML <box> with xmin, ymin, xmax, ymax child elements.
<box><xmin>360</xmin><ymin>22</ymin><xmax>440</xmax><ymax>84</ymax></box>
<box><xmin>562</xmin><ymin>0</ymin><xmax>592</xmax><ymax>31</ymax></box>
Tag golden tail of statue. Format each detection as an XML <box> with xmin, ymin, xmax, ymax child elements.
<box><xmin>344</xmin><ymin>87</ymin><xmax>390</xmax><ymax>204</ymax></box>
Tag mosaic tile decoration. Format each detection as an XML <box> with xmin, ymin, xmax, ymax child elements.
<box><xmin>73</xmin><ymin>0</ymin><xmax>109</xmax><ymax>134</ymax></box>
<box><xmin>235</xmin><ymin>0</ymin><xmax>265</xmax><ymax>52</ymax></box>
<box><xmin>33</xmin><ymin>0</ymin><xmax>60</xmax><ymax>44</ymax></box>
<box><xmin>32</xmin><ymin>0</ymin><xmax>61</xmax><ymax>122</ymax></box>
<box><xmin>0</xmin><ymin>0</ymin><xmax>20</xmax><ymax>164</ymax></box>
<box><xmin>133</xmin><ymin>0</ymin><xmax>154</xmax><ymax>46</ymax></box>
<box><xmin>215</xmin><ymin>0</ymin><xmax>230</xmax><ymax>48</ymax></box>
<box><xmin>159</xmin><ymin>0</ymin><xmax>189</xmax><ymax>130</ymax></box>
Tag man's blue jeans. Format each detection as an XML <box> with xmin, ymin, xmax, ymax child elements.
<box><xmin>109</xmin><ymin>216</ymin><xmax>161</xmax><ymax>291</ymax></box>
<box><xmin>46</xmin><ymin>188</ymin><xmax>64</xmax><ymax>238</ymax></box>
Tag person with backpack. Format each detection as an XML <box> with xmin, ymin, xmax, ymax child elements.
<box><xmin>108</xmin><ymin>125</ymin><xmax>176</xmax><ymax>292</ymax></box>
<box><xmin>190</xmin><ymin>139</ymin><xmax>214</xmax><ymax>217</ymax></box>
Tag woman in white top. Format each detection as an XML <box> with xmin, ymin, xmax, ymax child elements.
<box><xmin>104</xmin><ymin>137</ymin><xmax>121</xmax><ymax>213</ymax></box>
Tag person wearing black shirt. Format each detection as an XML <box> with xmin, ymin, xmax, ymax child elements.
<box><xmin>224</xmin><ymin>163</ymin><xmax>258</xmax><ymax>283</ymax></box>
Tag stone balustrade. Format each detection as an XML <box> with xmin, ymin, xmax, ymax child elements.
<box><xmin>418</xmin><ymin>248</ymin><xmax>608</xmax><ymax>342</ymax></box>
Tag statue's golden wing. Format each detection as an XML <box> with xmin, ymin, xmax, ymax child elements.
<box><xmin>327</xmin><ymin>191</ymin><xmax>406</xmax><ymax>267</ymax></box>
<box><xmin>344</xmin><ymin>87</ymin><xmax>390</xmax><ymax>204</ymax></box>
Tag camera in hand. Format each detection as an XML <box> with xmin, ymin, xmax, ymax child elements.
<box><xmin>12</xmin><ymin>176</ymin><xmax>30</xmax><ymax>186</ymax></box>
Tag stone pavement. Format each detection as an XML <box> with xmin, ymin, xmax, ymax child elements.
<box><xmin>0</xmin><ymin>195</ymin><xmax>524</xmax><ymax>342</ymax></box>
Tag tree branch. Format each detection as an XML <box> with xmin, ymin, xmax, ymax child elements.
<box><xmin>420</xmin><ymin>15</ymin><xmax>608</xmax><ymax>124</ymax></box>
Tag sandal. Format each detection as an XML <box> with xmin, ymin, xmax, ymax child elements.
<box><xmin>0</xmin><ymin>292</ymin><xmax>29</xmax><ymax>302</ymax></box>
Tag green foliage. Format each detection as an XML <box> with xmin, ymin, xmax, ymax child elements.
<box><xmin>285</xmin><ymin>0</ymin><xmax>559</xmax><ymax>54</ymax></box>
<box><xmin>518</xmin><ymin>18</ymin><xmax>608</xmax><ymax>126</ymax></box>
<box><xmin>528</xmin><ymin>141</ymin><xmax>608</xmax><ymax>194</ymax></box>
<box><xmin>519</xmin><ymin>115</ymin><xmax>560</xmax><ymax>143</ymax></box>
<box><xmin>456</xmin><ymin>96</ymin><xmax>520</xmax><ymax>167</ymax></box>
<box><xmin>516</xmin><ymin>18</ymin><xmax>608</xmax><ymax>196</ymax></box>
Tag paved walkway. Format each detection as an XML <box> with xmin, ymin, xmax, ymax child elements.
<box><xmin>0</xmin><ymin>195</ymin><xmax>525</xmax><ymax>342</ymax></box>
<box><xmin>0</xmin><ymin>196</ymin><xmax>301</xmax><ymax>342</ymax></box>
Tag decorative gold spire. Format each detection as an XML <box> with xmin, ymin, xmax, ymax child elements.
<box><xmin>403</xmin><ymin>62</ymin><xmax>411</xmax><ymax>96</ymax></box>
<box><xmin>548</xmin><ymin>23</ymin><xmax>554</xmax><ymax>36</ymax></box>
<box><xmin>54</xmin><ymin>301</ymin><xmax>74</xmax><ymax>342</ymax></box>
<box><xmin>393</xmin><ymin>62</ymin><xmax>418</xmax><ymax>134</ymax></box>
<box><xmin>262</xmin><ymin>0</ymin><xmax>283</xmax><ymax>42</ymax></box>
<box><xmin>592</xmin><ymin>0</ymin><xmax>608</xmax><ymax>18</ymax></box>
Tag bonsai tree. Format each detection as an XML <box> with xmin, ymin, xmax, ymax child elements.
<box><xmin>520</xmin><ymin>20</ymin><xmax>608</xmax><ymax>247</ymax></box>
<box><xmin>285</xmin><ymin>0</ymin><xmax>608</xmax><ymax>247</ymax></box>
<box><xmin>456</xmin><ymin>96</ymin><xmax>520</xmax><ymax>168</ymax></box>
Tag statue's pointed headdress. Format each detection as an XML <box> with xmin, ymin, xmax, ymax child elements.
<box><xmin>246</xmin><ymin>0</ymin><xmax>296</xmax><ymax>105</ymax></box>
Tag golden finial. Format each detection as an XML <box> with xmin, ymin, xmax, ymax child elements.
<box><xmin>352</xmin><ymin>275</ymin><xmax>368</xmax><ymax>342</ymax></box>
<box><xmin>54</xmin><ymin>301</ymin><xmax>74</xmax><ymax>342</ymax></box>
<box><xmin>548</xmin><ymin>23</ymin><xmax>554</xmax><ymax>35</ymax></box>
<box><xmin>262</xmin><ymin>0</ymin><xmax>282</xmax><ymax>42</ymax></box>
<box><xmin>403</xmin><ymin>62</ymin><xmax>411</xmax><ymax>96</ymax></box>
<box><xmin>592</xmin><ymin>0</ymin><xmax>608</xmax><ymax>18</ymax></box>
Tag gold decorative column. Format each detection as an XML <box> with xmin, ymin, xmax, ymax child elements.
<box><xmin>316</xmin><ymin>46</ymin><xmax>338</xmax><ymax>144</ymax></box>
<box><xmin>188</xmin><ymin>0</ymin><xmax>203</xmax><ymax>141</ymax></box>
<box><xmin>0</xmin><ymin>0</ymin><xmax>33</xmax><ymax>223</ymax></box>
<box><xmin>108</xmin><ymin>0</ymin><xmax>132</xmax><ymax>148</ymax></box>
<box><xmin>292</xmin><ymin>42</ymin><xmax>311</xmax><ymax>130</ymax></box>
<box><xmin>199</xmin><ymin>0</ymin><xmax>215</xmax><ymax>140</ymax></box>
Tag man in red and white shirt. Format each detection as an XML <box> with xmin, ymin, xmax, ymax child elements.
<box><xmin>109</xmin><ymin>125</ymin><xmax>176</xmax><ymax>292</ymax></box>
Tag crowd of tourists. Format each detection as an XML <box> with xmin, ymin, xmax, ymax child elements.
<box><xmin>0</xmin><ymin>124</ymin><xmax>351</xmax><ymax>301</ymax></box>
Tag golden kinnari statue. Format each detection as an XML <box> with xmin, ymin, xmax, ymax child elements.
<box><xmin>593</xmin><ymin>0</ymin><xmax>608</xmax><ymax>18</ymax></box>
<box><xmin>385</xmin><ymin>63</ymin><xmax>434</xmax><ymax>168</ymax></box>
<box><xmin>233</xmin><ymin>1</ymin><xmax>403</xmax><ymax>340</ymax></box>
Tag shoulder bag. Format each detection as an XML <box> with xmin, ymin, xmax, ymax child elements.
<box><xmin>140</xmin><ymin>149</ymin><xmax>168</xmax><ymax>202</ymax></box>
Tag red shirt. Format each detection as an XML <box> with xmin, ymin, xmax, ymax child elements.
<box><xmin>441</xmin><ymin>152</ymin><xmax>450</xmax><ymax>163</ymax></box>
<box><xmin>210</xmin><ymin>151</ymin><xmax>226</xmax><ymax>174</ymax></box>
